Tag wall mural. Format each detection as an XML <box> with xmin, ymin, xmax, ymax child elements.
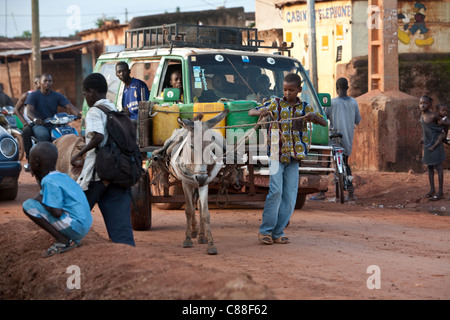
<box><xmin>398</xmin><ymin>2</ymin><xmax>434</xmax><ymax>47</ymax></box>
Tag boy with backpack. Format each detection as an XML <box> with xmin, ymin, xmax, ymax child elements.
<box><xmin>71</xmin><ymin>73</ymin><xmax>136</xmax><ymax>246</ymax></box>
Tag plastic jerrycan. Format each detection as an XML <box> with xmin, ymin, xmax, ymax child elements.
<box><xmin>152</xmin><ymin>103</ymin><xmax>180</xmax><ymax>145</ymax></box>
<box><xmin>225</xmin><ymin>100</ymin><xmax>259</xmax><ymax>145</ymax></box>
<box><xmin>193</xmin><ymin>102</ymin><xmax>226</xmax><ymax>137</ymax></box>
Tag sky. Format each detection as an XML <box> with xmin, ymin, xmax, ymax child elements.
<box><xmin>1</xmin><ymin>0</ymin><xmax>256</xmax><ymax>38</ymax></box>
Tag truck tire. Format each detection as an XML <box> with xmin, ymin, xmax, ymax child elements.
<box><xmin>295</xmin><ymin>193</ymin><xmax>306</xmax><ymax>210</ymax></box>
<box><xmin>0</xmin><ymin>182</ymin><xmax>18</xmax><ymax>201</ymax></box>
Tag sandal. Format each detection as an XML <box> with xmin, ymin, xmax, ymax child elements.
<box><xmin>429</xmin><ymin>194</ymin><xmax>443</xmax><ymax>202</ymax></box>
<box><xmin>258</xmin><ymin>233</ymin><xmax>273</xmax><ymax>245</ymax></box>
<box><xmin>43</xmin><ymin>240</ymin><xmax>80</xmax><ymax>258</ymax></box>
<box><xmin>273</xmin><ymin>236</ymin><xmax>290</xmax><ymax>244</ymax></box>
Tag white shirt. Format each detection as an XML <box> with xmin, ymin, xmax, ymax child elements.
<box><xmin>76</xmin><ymin>99</ymin><xmax>117</xmax><ymax>190</ymax></box>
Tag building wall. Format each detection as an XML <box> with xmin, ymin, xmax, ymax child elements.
<box><xmin>0</xmin><ymin>60</ymin><xmax>29</xmax><ymax>102</ymax></box>
<box><xmin>397</xmin><ymin>1</ymin><xmax>450</xmax><ymax>54</ymax></box>
<box><xmin>278</xmin><ymin>0</ymin><xmax>449</xmax><ymax>96</ymax></box>
<box><xmin>42</xmin><ymin>58</ymin><xmax>77</xmax><ymax>107</ymax></box>
<box><xmin>255</xmin><ymin>0</ymin><xmax>284</xmax><ymax>30</ymax></box>
<box><xmin>0</xmin><ymin>58</ymin><xmax>77</xmax><ymax>108</ymax></box>
<box><xmin>129</xmin><ymin>7</ymin><xmax>247</xmax><ymax>29</ymax></box>
<box><xmin>79</xmin><ymin>25</ymin><xmax>128</xmax><ymax>57</ymax></box>
<box><xmin>281</xmin><ymin>0</ymin><xmax>357</xmax><ymax>95</ymax></box>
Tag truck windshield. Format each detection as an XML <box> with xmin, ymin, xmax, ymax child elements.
<box><xmin>188</xmin><ymin>53</ymin><xmax>322</xmax><ymax>114</ymax></box>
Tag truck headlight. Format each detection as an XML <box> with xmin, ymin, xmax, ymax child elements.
<box><xmin>0</xmin><ymin>137</ymin><xmax>17</xmax><ymax>158</ymax></box>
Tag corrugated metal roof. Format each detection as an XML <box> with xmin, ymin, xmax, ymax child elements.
<box><xmin>0</xmin><ymin>39</ymin><xmax>98</xmax><ymax>58</ymax></box>
<box><xmin>0</xmin><ymin>38</ymin><xmax>84</xmax><ymax>51</ymax></box>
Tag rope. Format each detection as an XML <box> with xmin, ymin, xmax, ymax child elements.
<box><xmin>155</xmin><ymin>108</ymin><xmax>253</xmax><ymax>114</ymax></box>
<box><xmin>153</xmin><ymin>108</ymin><xmax>309</xmax><ymax>130</ymax></box>
<box><xmin>214</xmin><ymin>115</ymin><xmax>307</xmax><ymax>130</ymax></box>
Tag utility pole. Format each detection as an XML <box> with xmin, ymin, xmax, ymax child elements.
<box><xmin>31</xmin><ymin>0</ymin><xmax>41</xmax><ymax>85</ymax></box>
<box><xmin>307</xmin><ymin>0</ymin><xmax>318</xmax><ymax>91</ymax></box>
<box><xmin>367</xmin><ymin>0</ymin><xmax>399</xmax><ymax>92</ymax></box>
<box><xmin>5</xmin><ymin>0</ymin><xmax>7</xmax><ymax>37</ymax></box>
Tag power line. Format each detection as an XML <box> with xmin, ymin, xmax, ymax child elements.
<box><xmin>3</xmin><ymin>0</ymin><xmax>251</xmax><ymax>18</ymax></box>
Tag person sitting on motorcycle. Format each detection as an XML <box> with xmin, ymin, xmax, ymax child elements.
<box><xmin>24</xmin><ymin>73</ymin><xmax>81</xmax><ymax>155</ymax></box>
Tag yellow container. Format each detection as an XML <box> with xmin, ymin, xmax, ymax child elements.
<box><xmin>152</xmin><ymin>104</ymin><xmax>180</xmax><ymax>145</ymax></box>
<box><xmin>193</xmin><ymin>102</ymin><xmax>226</xmax><ymax>137</ymax></box>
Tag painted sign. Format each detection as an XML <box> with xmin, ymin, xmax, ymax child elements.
<box><xmin>286</xmin><ymin>3</ymin><xmax>352</xmax><ymax>24</ymax></box>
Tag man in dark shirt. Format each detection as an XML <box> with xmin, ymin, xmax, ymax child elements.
<box><xmin>25</xmin><ymin>73</ymin><xmax>80</xmax><ymax>144</ymax></box>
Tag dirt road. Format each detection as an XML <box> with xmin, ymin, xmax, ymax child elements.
<box><xmin>0</xmin><ymin>164</ymin><xmax>449</xmax><ymax>300</ymax></box>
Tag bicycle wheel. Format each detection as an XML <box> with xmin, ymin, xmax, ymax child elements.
<box><xmin>335</xmin><ymin>171</ymin><xmax>345</xmax><ymax>204</ymax></box>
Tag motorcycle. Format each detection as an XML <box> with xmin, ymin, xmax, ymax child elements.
<box><xmin>42</xmin><ymin>112</ymin><xmax>79</xmax><ymax>141</ymax></box>
<box><xmin>23</xmin><ymin>113</ymin><xmax>79</xmax><ymax>172</ymax></box>
<box><xmin>0</xmin><ymin>106</ymin><xmax>24</xmax><ymax>161</ymax></box>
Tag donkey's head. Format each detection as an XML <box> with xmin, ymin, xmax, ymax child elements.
<box><xmin>173</xmin><ymin>109</ymin><xmax>229</xmax><ymax>187</ymax></box>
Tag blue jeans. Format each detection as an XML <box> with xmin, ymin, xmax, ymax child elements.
<box><xmin>32</xmin><ymin>124</ymin><xmax>55</xmax><ymax>142</ymax></box>
<box><xmin>85</xmin><ymin>181</ymin><xmax>135</xmax><ymax>246</ymax></box>
<box><xmin>259</xmin><ymin>160</ymin><xmax>299</xmax><ymax>239</ymax></box>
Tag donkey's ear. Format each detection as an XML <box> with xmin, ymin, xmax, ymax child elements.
<box><xmin>205</xmin><ymin>109</ymin><xmax>229</xmax><ymax>129</ymax></box>
<box><xmin>177</xmin><ymin>117</ymin><xmax>194</xmax><ymax>129</ymax></box>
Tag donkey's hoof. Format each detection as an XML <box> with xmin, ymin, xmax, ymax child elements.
<box><xmin>207</xmin><ymin>246</ymin><xmax>218</xmax><ymax>255</ymax></box>
<box><xmin>198</xmin><ymin>236</ymin><xmax>207</xmax><ymax>244</ymax></box>
<box><xmin>191</xmin><ymin>231</ymin><xmax>198</xmax><ymax>239</ymax></box>
<box><xmin>183</xmin><ymin>239</ymin><xmax>193</xmax><ymax>248</ymax></box>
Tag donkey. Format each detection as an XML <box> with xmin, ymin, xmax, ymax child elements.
<box><xmin>169</xmin><ymin>109</ymin><xmax>229</xmax><ymax>255</ymax></box>
<box><xmin>53</xmin><ymin>134</ymin><xmax>85</xmax><ymax>181</ymax></box>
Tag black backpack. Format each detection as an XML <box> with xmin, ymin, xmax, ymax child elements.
<box><xmin>94</xmin><ymin>104</ymin><xmax>143</xmax><ymax>188</ymax></box>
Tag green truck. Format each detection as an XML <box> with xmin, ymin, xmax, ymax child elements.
<box><xmin>84</xmin><ymin>24</ymin><xmax>333</xmax><ymax>230</ymax></box>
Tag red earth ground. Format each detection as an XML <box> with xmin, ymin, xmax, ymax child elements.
<box><xmin>0</xmin><ymin>159</ymin><xmax>449</xmax><ymax>301</ymax></box>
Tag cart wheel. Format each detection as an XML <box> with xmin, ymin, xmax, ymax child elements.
<box><xmin>131</xmin><ymin>170</ymin><xmax>152</xmax><ymax>231</ymax></box>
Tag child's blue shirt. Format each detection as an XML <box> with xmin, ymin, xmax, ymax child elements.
<box><xmin>41</xmin><ymin>171</ymin><xmax>92</xmax><ymax>236</ymax></box>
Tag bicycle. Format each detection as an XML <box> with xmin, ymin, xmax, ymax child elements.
<box><xmin>329</xmin><ymin>130</ymin><xmax>353</xmax><ymax>203</ymax></box>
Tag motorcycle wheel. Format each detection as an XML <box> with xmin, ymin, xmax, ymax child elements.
<box><xmin>12</xmin><ymin>131</ymin><xmax>24</xmax><ymax>161</ymax></box>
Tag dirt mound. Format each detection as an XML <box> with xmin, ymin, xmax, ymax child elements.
<box><xmin>323</xmin><ymin>170</ymin><xmax>450</xmax><ymax>211</ymax></box>
<box><xmin>0</xmin><ymin>220</ymin><xmax>275</xmax><ymax>300</ymax></box>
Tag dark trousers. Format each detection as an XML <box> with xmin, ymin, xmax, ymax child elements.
<box><xmin>85</xmin><ymin>180</ymin><xmax>135</xmax><ymax>246</ymax></box>
<box><xmin>32</xmin><ymin>124</ymin><xmax>54</xmax><ymax>143</ymax></box>
<box><xmin>23</xmin><ymin>125</ymin><xmax>33</xmax><ymax>160</ymax></box>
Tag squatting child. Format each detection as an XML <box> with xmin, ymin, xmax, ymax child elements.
<box><xmin>23</xmin><ymin>141</ymin><xmax>92</xmax><ymax>257</ymax></box>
